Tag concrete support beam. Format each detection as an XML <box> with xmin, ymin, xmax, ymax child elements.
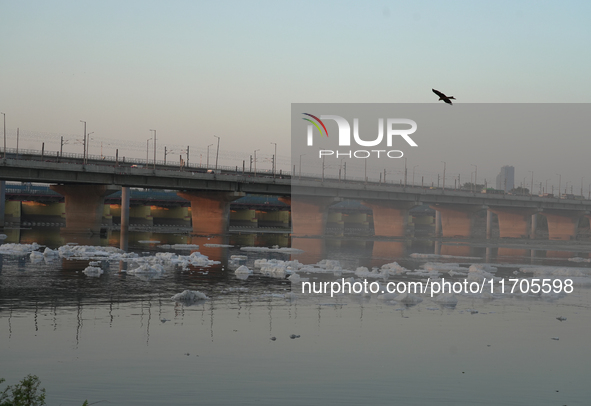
<box><xmin>0</xmin><ymin>180</ymin><xmax>5</xmax><ymax>228</ymax></box>
<box><xmin>486</xmin><ymin>210</ymin><xmax>493</xmax><ymax>239</ymax></box>
<box><xmin>121</xmin><ymin>186</ymin><xmax>130</xmax><ymax>230</ymax></box>
<box><xmin>50</xmin><ymin>184</ymin><xmax>119</xmax><ymax>234</ymax></box>
<box><xmin>178</xmin><ymin>191</ymin><xmax>245</xmax><ymax>235</ymax></box>
<box><xmin>279</xmin><ymin>196</ymin><xmax>336</xmax><ymax>237</ymax></box>
<box><xmin>540</xmin><ymin>210</ymin><xmax>584</xmax><ymax>240</ymax></box>
<box><xmin>531</xmin><ymin>213</ymin><xmax>537</xmax><ymax>239</ymax></box>
<box><xmin>362</xmin><ymin>200</ymin><xmax>416</xmax><ymax>237</ymax></box>
<box><xmin>435</xmin><ymin>210</ymin><xmax>442</xmax><ymax>237</ymax></box>
<box><xmin>429</xmin><ymin>204</ymin><xmax>482</xmax><ymax>238</ymax></box>
<box><xmin>488</xmin><ymin>207</ymin><xmax>537</xmax><ymax>238</ymax></box>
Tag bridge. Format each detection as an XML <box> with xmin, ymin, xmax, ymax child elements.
<box><xmin>1</xmin><ymin>153</ymin><xmax>591</xmax><ymax>240</ymax></box>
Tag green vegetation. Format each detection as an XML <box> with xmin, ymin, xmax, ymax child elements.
<box><xmin>1</xmin><ymin>376</ymin><xmax>89</xmax><ymax>406</ymax></box>
<box><xmin>0</xmin><ymin>375</ymin><xmax>46</xmax><ymax>406</ymax></box>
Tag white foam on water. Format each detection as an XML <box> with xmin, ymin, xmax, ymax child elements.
<box><xmin>240</xmin><ymin>246</ymin><xmax>304</xmax><ymax>253</ymax></box>
<box><xmin>234</xmin><ymin>265</ymin><xmax>253</xmax><ymax>275</ymax></box>
<box><xmin>82</xmin><ymin>266</ymin><xmax>104</xmax><ymax>277</ymax></box>
<box><xmin>422</xmin><ymin>262</ymin><xmax>470</xmax><ymax>272</ymax></box>
<box><xmin>380</xmin><ymin>262</ymin><xmax>410</xmax><ymax>275</ymax></box>
<box><xmin>522</xmin><ymin>266</ymin><xmax>591</xmax><ymax>277</ymax></box>
<box><xmin>467</xmin><ymin>264</ymin><xmax>500</xmax><ymax>283</ymax></box>
<box><xmin>287</xmin><ymin>273</ymin><xmax>309</xmax><ymax>283</ymax></box>
<box><xmin>568</xmin><ymin>257</ymin><xmax>590</xmax><ymax>263</ymax></box>
<box><xmin>30</xmin><ymin>251</ymin><xmax>45</xmax><ymax>262</ymax></box>
<box><xmin>410</xmin><ymin>253</ymin><xmax>481</xmax><ymax>260</ymax></box>
<box><xmin>171</xmin><ymin>290</ymin><xmax>208</xmax><ymax>302</ymax></box>
<box><xmin>158</xmin><ymin>244</ymin><xmax>200</xmax><ymax>250</ymax></box>
<box><xmin>1</xmin><ymin>243</ymin><xmax>41</xmax><ymax>255</ymax></box>
<box><xmin>355</xmin><ymin>267</ymin><xmax>389</xmax><ymax>279</ymax></box>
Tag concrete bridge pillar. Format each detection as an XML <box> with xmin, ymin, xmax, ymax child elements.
<box><xmin>435</xmin><ymin>210</ymin><xmax>442</xmax><ymax>237</ymax></box>
<box><xmin>361</xmin><ymin>200</ymin><xmax>416</xmax><ymax>237</ymax></box>
<box><xmin>0</xmin><ymin>180</ymin><xmax>5</xmax><ymax>228</ymax></box>
<box><xmin>50</xmin><ymin>184</ymin><xmax>119</xmax><ymax>234</ymax></box>
<box><xmin>488</xmin><ymin>207</ymin><xmax>537</xmax><ymax>238</ymax></box>
<box><xmin>178</xmin><ymin>191</ymin><xmax>245</xmax><ymax>235</ymax></box>
<box><xmin>540</xmin><ymin>210</ymin><xmax>583</xmax><ymax>240</ymax></box>
<box><xmin>531</xmin><ymin>213</ymin><xmax>537</xmax><ymax>239</ymax></box>
<box><xmin>429</xmin><ymin>204</ymin><xmax>482</xmax><ymax>238</ymax></box>
<box><xmin>279</xmin><ymin>196</ymin><xmax>336</xmax><ymax>237</ymax></box>
<box><xmin>121</xmin><ymin>186</ymin><xmax>130</xmax><ymax>231</ymax></box>
<box><xmin>486</xmin><ymin>210</ymin><xmax>493</xmax><ymax>239</ymax></box>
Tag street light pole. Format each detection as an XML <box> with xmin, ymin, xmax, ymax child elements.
<box><xmin>442</xmin><ymin>161</ymin><xmax>446</xmax><ymax>191</ymax></box>
<box><xmin>528</xmin><ymin>170</ymin><xmax>534</xmax><ymax>196</ymax></box>
<box><xmin>86</xmin><ymin>132</ymin><xmax>94</xmax><ymax>161</ymax></box>
<box><xmin>404</xmin><ymin>158</ymin><xmax>407</xmax><ymax>187</ymax></box>
<box><xmin>270</xmin><ymin>142</ymin><xmax>277</xmax><ymax>178</ymax></box>
<box><xmin>80</xmin><ymin>120</ymin><xmax>86</xmax><ymax>164</ymax></box>
<box><xmin>214</xmin><ymin>135</ymin><xmax>220</xmax><ymax>171</ymax></box>
<box><xmin>254</xmin><ymin>149</ymin><xmax>260</xmax><ymax>176</ymax></box>
<box><xmin>557</xmin><ymin>174</ymin><xmax>561</xmax><ymax>199</ymax></box>
<box><xmin>149</xmin><ymin>129</ymin><xmax>156</xmax><ymax>169</ymax></box>
<box><xmin>1</xmin><ymin>112</ymin><xmax>5</xmax><ymax>159</ymax></box>
<box><xmin>206</xmin><ymin>144</ymin><xmax>213</xmax><ymax>168</ymax></box>
<box><xmin>413</xmin><ymin>165</ymin><xmax>419</xmax><ymax>186</ymax></box>
<box><xmin>146</xmin><ymin>138</ymin><xmax>151</xmax><ymax>164</ymax></box>
<box><xmin>471</xmin><ymin>164</ymin><xmax>477</xmax><ymax>191</ymax></box>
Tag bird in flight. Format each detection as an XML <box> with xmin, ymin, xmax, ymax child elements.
<box><xmin>432</xmin><ymin>89</ymin><xmax>455</xmax><ymax>105</ymax></box>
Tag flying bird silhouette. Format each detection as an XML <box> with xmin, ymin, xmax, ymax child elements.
<box><xmin>432</xmin><ymin>89</ymin><xmax>455</xmax><ymax>105</ymax></box>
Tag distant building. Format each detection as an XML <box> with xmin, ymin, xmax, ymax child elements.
<box><xmin>495</xmin><ymin>165</ymin><xmax>514</xmax><ymax>192</ymax></box>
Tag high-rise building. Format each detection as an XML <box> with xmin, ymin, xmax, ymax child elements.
<box><xmin>496</xmin><ymin>166</ymin><xmax>515</xmax><ymax>192</ymax></box>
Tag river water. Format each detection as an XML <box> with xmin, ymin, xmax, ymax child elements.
<box><xmin>1</xmin><ymin>228</ymin><xmax>590</xmax><ymax>405</ymax></box>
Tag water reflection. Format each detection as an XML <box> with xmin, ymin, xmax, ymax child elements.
<box><xmin>1</xmin><ymin>227</ymin><xmax>591</xmax><ymax>405</ymax></box>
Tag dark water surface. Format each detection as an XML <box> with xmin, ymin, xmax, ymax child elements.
<box><xmin>1</xmin><ymin>229</ymin><xmax>591</xmax><ymax>405</ymax></box>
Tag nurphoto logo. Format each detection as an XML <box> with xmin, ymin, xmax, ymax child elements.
<box><xmin>303</xmin><ymin>113</ymin><xmax>418</xmax><ymax>159</ymax></box>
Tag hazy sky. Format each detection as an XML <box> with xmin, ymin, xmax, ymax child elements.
<box><xmin>1</xmin><ymin>1</ymin><xmax>590</xmax><ymax>189</ymax></box>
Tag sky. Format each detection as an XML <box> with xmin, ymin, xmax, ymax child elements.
<box><xmin>1</xmin><ymin>0</ymin><xmax>590</xmax><ymax>190</ymax></box>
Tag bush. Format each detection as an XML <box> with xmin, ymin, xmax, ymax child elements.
<box><xmin>0</xmin><ymin>375</ymin><xmax>46</xmax><ymax>406</ymax></box>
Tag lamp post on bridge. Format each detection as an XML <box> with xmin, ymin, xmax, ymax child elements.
<box><xmin>80</xmin><ymin>120</ymin><xmax>86</xmax><ymax>164</ymax></box>
<box><xmin>214</xmin><ymin>135</ymin><xmax>220</xmax><ymax>171</ymax></box>
<box><xmin>146</xmin><ymin>138</ymin><xmax>152</xmax><ymax>165</ymax></box>
<box><xmin>149</xmin><ymin>129</ymin><xmax>156</xmax><ymax>169</ymax></box>
<box><xmin>254</xmin><ymin>149</ymin><xmax>260</xmax><ymax>176</ymax></box>
<box><xmin>1</xmin><ymin>112</ymin><xmax>5</xmax><ymax>159</ymax></box>
<box><xmin>471</xmin><ymin>164</ymin><xmax>477</xmax><ymax>192</ymax></box>
<box><xmin>556</xmin><ymin>173</ymin><xmax>561</xmax><ymax>199</ymax></box>
<box><xmin>86</xmin><ymin>132</ymin><xmax>94</xmax><ymax>161</ymax></box>
<box><xmin>270</xmin><ymin>142</ymin><xmax>277</xmax><ymax>178</ymax></box>
<box><xmin>441</xmin><ymin>161</ymin><xmax>446</xmax><ymax>191</ymax></box>
<box><xmin>412</xmin><ymin>165</ymin><xmax>419</xmax><ymax>187</ymax></box>
<box><xmin>206</xmin><ymin>144</ymin><xmax>213</xmax><ymax>168</ymax></box>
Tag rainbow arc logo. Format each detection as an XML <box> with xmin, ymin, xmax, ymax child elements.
<box><xmin>302</xmin><ymin>113</ymin><xmax>328</xmax><ymax>139</ymax></box>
